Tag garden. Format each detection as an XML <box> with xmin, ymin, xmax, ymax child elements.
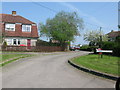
<box><xmin>71</xmin><ymin>54</ymin><xmax>119</xmax><ymax>76</ymax></box>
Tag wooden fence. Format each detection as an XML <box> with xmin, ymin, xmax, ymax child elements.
<box><xmin>2</xmin><ymin>46</ymin><xmax>65</xmax><ymax>52</ymax></box>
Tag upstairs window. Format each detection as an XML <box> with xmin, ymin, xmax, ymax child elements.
<box><xmin>22</xmin><ymin>25</ymin><xmax>31</xmax><ymax>32</ymax></box>
<box><xmin>5</xmin><ymin>23</ymin><xmax>15</xmax><ymax>31</ymax></box>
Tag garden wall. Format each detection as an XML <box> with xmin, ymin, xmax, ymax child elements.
<box><xmin>2</xmin><ymin>46</ymin><xmax>64</xmax><ymax>52</ymax></box>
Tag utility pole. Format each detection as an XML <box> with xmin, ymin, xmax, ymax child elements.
<box><xmin>100</xmin><ymin>27</ymin><xmax>102</xmax><ymax>46</ymax></box>
<box><xmin>99</xmin><ymin>27</ymin><xmax>103</xmax><ymax>58</ymax></box>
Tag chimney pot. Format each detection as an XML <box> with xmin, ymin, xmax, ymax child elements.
<box><xmin>12</xmin><ymin>11</ymin><xmax>16</xmax><ymax>15</ymax></box>
<box><xmin>111</xmin><ymin>30</ymin><xmax>114</xmax><ymax>32</ymax></box>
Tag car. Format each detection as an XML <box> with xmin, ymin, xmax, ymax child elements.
<box><xmin>74</xmin><ymin>46</ymin><xmax>80</xmax><ymax>50</ymax></box>
<box><xmin>70</xmin><ymin>46</ymin><xmax>75</xmax><ymax>51</ymax></box>
<box><xmin>70</xmin><ymin>46</ymin><xmax>80</xmax><ymax>51</ymax></box>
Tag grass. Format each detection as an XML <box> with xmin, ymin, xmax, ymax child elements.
<box><xmin>0</xmin><ymin>54</ymin><xmax>34</xmax><ymax>66</ymax></box>
<box><xmin>71</xmin><ymin>54</ymin><xmax>119</xmax><ymax>76</ymax></box>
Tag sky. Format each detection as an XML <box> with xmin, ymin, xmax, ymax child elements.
<box><xmin>1</xmin><ymin>1</ymin><xmax>118</xmax><ymax>45</ymax></box>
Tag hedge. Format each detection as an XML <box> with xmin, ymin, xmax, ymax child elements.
<box><xmin>80</xmin><ymin>41</ymin><xmax>120</xmax><ymax>56</ymax></box>
<box><xmin>101</xmin><ymin>41</ymin><xmax>115</xmax><ymax>50</ymax></box>
<box><xmin>80</xmin><ymin>45</ymin><xmax>98</xmax><ymax>52</ymax></box>
<box><xmin>102</xmin><ymin>41</ymin><xmax>120</xmax><ymax>57</ymax></box>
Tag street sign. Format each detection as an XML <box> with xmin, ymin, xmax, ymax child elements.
<box><xmin>96</xmin><ymin>49</ymin><xmax>113</xmax><ymax>53</ymax></box>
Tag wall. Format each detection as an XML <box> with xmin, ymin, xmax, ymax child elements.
<box><xmin>5</xmin><ymin>37</ymin><xmax>37</xmax><ymax>46</ymax></box>
<box><xmin>2</xmin><ymin>46</ymin><xmax>64</xmax><ymax>52</ymax></box>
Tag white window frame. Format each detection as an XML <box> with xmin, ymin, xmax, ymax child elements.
<box><xmin>13</xmin><ymin>39</ymin><xmax>17</xmax><ymax>45</ymax></box>
<box><xmin>12</xmin><ymin>39</ymin><xmax>21</xmax><ymax>45</ymax></box>
<box><xmin>6</xmin><ymin>39</ymin><xmax>12</xmax><ymax>45</ymax></box>
<box><xmin>5</xmin><ymin>23</ymin><xmax>15</xmax><ymax>31</ymax></box>
<box><xmin>18</xmin><ymin>39</ymin><xmax>20</xmax><ymax>45</ymax></box>
<box><xmin>22</xmin><ymin>25</ymin><xmax>31</xmax><ymax>32</ymax></box>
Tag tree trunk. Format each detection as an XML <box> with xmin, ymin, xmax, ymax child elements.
<box><xmin>60</xmin><ymin>42</ymin><xmax>69</xmax><ymax>51</ymax></box>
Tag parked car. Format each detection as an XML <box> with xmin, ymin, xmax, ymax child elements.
<box><xmin>70</xmin><ymin>46</ymin><xmax>80</xmax><ymax>51</ymax></box>
<box><xmin>70</xmin><ymin>46</ymin><xmax>75</xmax><ymax>51</ymax></box>
<box><xmin>74</xmin><ymin>46</ymin><xmax>80</xmax><ymax>50</ymax></box>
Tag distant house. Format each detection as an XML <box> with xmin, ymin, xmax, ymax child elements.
<box><xmin>0</xmin><ymin>11</ymin><xmax>39</xmax><ymax>47</ymax></box>
<box><xmin>107</xmin><ymin>30</ymin><xmax>120</xmax><ymax>41</ymax></box>
<box><xmin>50</xmin><ymin>39</ymin><xmax>60</xmax><ymax>43</ymax></box>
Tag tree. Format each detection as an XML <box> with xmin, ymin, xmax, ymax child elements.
<box><xmin>84</xmin><ymin>30</ymin><xmax>108</xmax><ymax>46</ymax></box>
<box><xmin>39</xmin><ymin>11</ymin><xmax>84</xmax><ymax>46</ymax></box>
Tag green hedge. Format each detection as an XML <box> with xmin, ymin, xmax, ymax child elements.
<box><xmin>81</xmin><ymin>41</ymin><xmax>120</xmax><ymax>56</ymax></box>
<box><xmin>80</xmin><ymin>45</ymin><xmax>90</xmax><ymax>50</ymax></box>
<box><xmin>101</xmin><ymin>41</ymin><xmax>115</xmax><ymax>50</ymax></box>
<box><xmin>36</xmin><ymin>40</ymin><xmax>61</xmax><ymax>46</ymax></box>
<box><xmin>102</xmin><ymin>41</ymin><xmax>120</xmax><ymax>57</ymax></box>
<box><xmin>80</xmin><ymin>45</ymin><xmax>97</xmax><ymax>52</ymax></box>
<box><xmin>113</xmin><ymin>43</ymin><xmax>120</xmax><ymax>57</ymax></box>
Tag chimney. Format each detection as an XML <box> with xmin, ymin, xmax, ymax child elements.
<box><xmin>111</xmin><ymin>30</ymin><xmax>114</xmax><ymax>32</ymax></box>
<box><xmin>12</xmin><ymin>11</ymin><xmax>16</xmax><ymax>16</ymax></box>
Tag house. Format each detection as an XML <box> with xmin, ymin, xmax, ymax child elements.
<box><xmin>50</xmin><ymin>39</ymin><xmax>60</xmax><ymax>43</ymax></box>
<box><xmin>107</xmin><ymin>30</ymin><xmax>120</xmax><ymax>41</ymax></box>
<box><xmin>0</xmin><ymin>11</ymin><xmax>39</xmax><ymax>47</ymax></box>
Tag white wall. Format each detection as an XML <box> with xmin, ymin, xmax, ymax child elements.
<box><xmin>5</xmin><ymin>37</ymin><xmax>37</xmax><ymax>46</ymax></box>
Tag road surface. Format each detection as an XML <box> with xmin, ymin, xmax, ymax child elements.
<box><xmin>2</xmin><ymin>51</ymin><xmax>115</xmax><ymax>88</ymax></box>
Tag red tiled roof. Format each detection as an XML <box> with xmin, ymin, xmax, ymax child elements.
<box><xmin>107</xmin><ymin>31</ymin><xmax>120</xmax><ymax>38</ymax></box>
<box><xmin>0</xmin><ymin>14</ymin><xmax>35</xmax><ymax>24</ymax></box>
<box><xmin>0</xmin><ymin>14</ymin><xmax>39</xmax><ymax>38</ymax></box>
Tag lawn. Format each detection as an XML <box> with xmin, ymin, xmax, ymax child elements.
<box><xmin>71</xmin><ymin>54</ymin><xmax>119</xmax><ymax>76</ymax></box>
<box><xmin>0</xmin><ymin>54</ymin><xmax>34</xmax><ymax>66</ymax></box>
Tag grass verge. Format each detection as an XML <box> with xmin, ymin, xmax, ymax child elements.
<box><xmin>71</xmin><ymin>54</ymin><xmax>119</xmax><ymax>76</ymax></box>
<box><xmin>0</xmin><ymin>54</ymin><xmax>34</xmax><ymax>66</ymax></box>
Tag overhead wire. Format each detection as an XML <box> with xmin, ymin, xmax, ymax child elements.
<box><xmin>31</xmin><ymin>2</ymin><xmax>117</xmax><ymax>30</ymax></box>
<box><xmin>31</xmin><ymin>2</ymin><xmax>57</xmax><ymax>13</ymax></box>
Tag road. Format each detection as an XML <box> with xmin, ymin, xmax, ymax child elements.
<box><xmin>2</xmin><ymin>51</ymin><xmax>115</xmax><ymax>88</ymax></box>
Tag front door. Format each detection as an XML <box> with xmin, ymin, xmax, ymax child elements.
<box><xmin>27</xmin><ymin>39</ymin><xmax>31</xmax><ymax>49</ymax></box>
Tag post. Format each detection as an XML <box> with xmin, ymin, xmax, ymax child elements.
<box><xmin>100</xmin><ymin>27</ymin><xmax>103</xmax><ymax>58</ymax></box>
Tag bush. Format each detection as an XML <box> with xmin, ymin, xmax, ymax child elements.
<box><xmin>113</xmin><ymin>43</ymin><xmax>120</xmax><ymax>57</ymax></box>
<box><xmin>2</xmin><ymin>41</ymin><xmax>7</xmax><ymax>50</ymax></box>
<box><xmin>36</xmin><ymin>40</ymin><xmax>61</xmax><ymax>46</ymax></box>
<box><xmin>80</xmin><ymin>45</ymin><xmax>89</xmax><ymax>49</ymax></box>
<box><xmin>80</xmin><ymin>45</ymin><xmax>92</xmax><ymax>51</ymax></box>
<box><xmin>101</xmin><ymin>41</ymin><xmax>115</xmax><ymax>50</ymax></box>
<box><xmin>80</xmin><ymin>45</ymin><xmax>98</xmax><ymax>52</ymax></box>
<box><xmin>101</xmin><ymin>41</ymin><xmax>120</xmax><ymax>57</ymax></box>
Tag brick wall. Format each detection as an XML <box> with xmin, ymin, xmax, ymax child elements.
<box><xmin>2</xmin><ymin>46</ymin><xmax>64</xmax><ymax>52</ymax></box>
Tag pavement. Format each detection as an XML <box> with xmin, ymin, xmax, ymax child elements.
<box><xmin>2</xmin><ymin>51</ymin><xmax>116</xmax><ymax>88</ymax></box>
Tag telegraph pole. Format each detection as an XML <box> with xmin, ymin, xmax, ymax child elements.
<box><xmin>99</xmin><ymin>27</ymin><xmax>103</xmax><ymax>58</ymax></box>
<box><xmin>100</xmin><ymin>27</ymin><xmax>102</xmax><ymax>47</ymax></box>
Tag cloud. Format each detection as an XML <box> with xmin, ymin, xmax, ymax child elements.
<box><xmin>59</xmin><ymin>2</ymin><xmax>105</xmax><ymax>27</ymax></box>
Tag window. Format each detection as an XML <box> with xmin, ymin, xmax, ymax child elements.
<box><xmin>18</xmin><ymin>39</ymin><xmax>20</xmax><ymax>45</ymax></box>
<box><xmin>5</xmin><ymin>23</ymin><xmax>15</xmax><ymax>31</ymax></box>
<box><xmin>6</xmin><ymin>39</ymin><xmax>12</xmax><ymax>45</ymax></box>
<box><xmin>13</xmin><ymin>39</ymin><xmax>17</xmax><ymax>45</ymax></box>
<box><xmin>22</xmin><ymin>25</ymin><xmax>31</xmax><ymax>32</ymax></box>
<box><xmin>13</xmin><ymin>39</ymin><xmax>21</xmax><ymax>45</ymax></box>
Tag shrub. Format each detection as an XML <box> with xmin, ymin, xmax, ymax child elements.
<box><xmin>101</xmin><ymin>41</ymin><xmax>120</xmax><ymax>56</ymax></box>
<box><xmin>36</xmin><ymin>40</ymin><xmax>61</xmax><ymax>46</ymax></box>
<box><xmin>2</xmin><ymin>41</ymin><xmax>7</xmax><ymax>50</ymax></box>
<box><xmin>101</xmin><ymin>41</ymin><xmax>115</xmax><ymax>50</ymax></box>
<box><xmin>80</xmin><ymin>45</ymin><xmax>89</xmax><ymax>49</ymax></box>
<box><xmin>113</xmin><ymin>43</ymin><xmax>120</xmax><ymax>57</ymax></box>
<box><xmin>80</xmin><ymin>45</ymin><xmax>92</xmax><ymax>51</ymax></box>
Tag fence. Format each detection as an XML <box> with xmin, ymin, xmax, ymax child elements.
<box><xmin>2</xmin><ymin>46</ymin><xmax>64</xmax><ymax>52</ymax></box>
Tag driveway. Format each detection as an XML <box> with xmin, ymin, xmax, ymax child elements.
<box><xmin>2</xmin><ymin>51</ymin><xmax>115</xmax><ymax>88</ymax></box>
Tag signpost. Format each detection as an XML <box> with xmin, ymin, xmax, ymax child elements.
<box><xmin>96</xmin><ymin>49</ymin><xmax>113</xmax><ymax>58</ymax></box>
<box><xmin>96</xmin><ymin>49</ymin><xmax>113</xmax><ymax>53</ymax></box>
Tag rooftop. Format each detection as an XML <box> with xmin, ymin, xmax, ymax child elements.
<box><xmin>0</xmin><ymin>13</ymin><xmax>35</xmax><ymax>24</ymax></box>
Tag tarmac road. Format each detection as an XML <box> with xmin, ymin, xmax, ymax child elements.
<box><xmin>2</xmin><ymin>51</ymin><xmax>116</xmax><ymax>88</ymax></box>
